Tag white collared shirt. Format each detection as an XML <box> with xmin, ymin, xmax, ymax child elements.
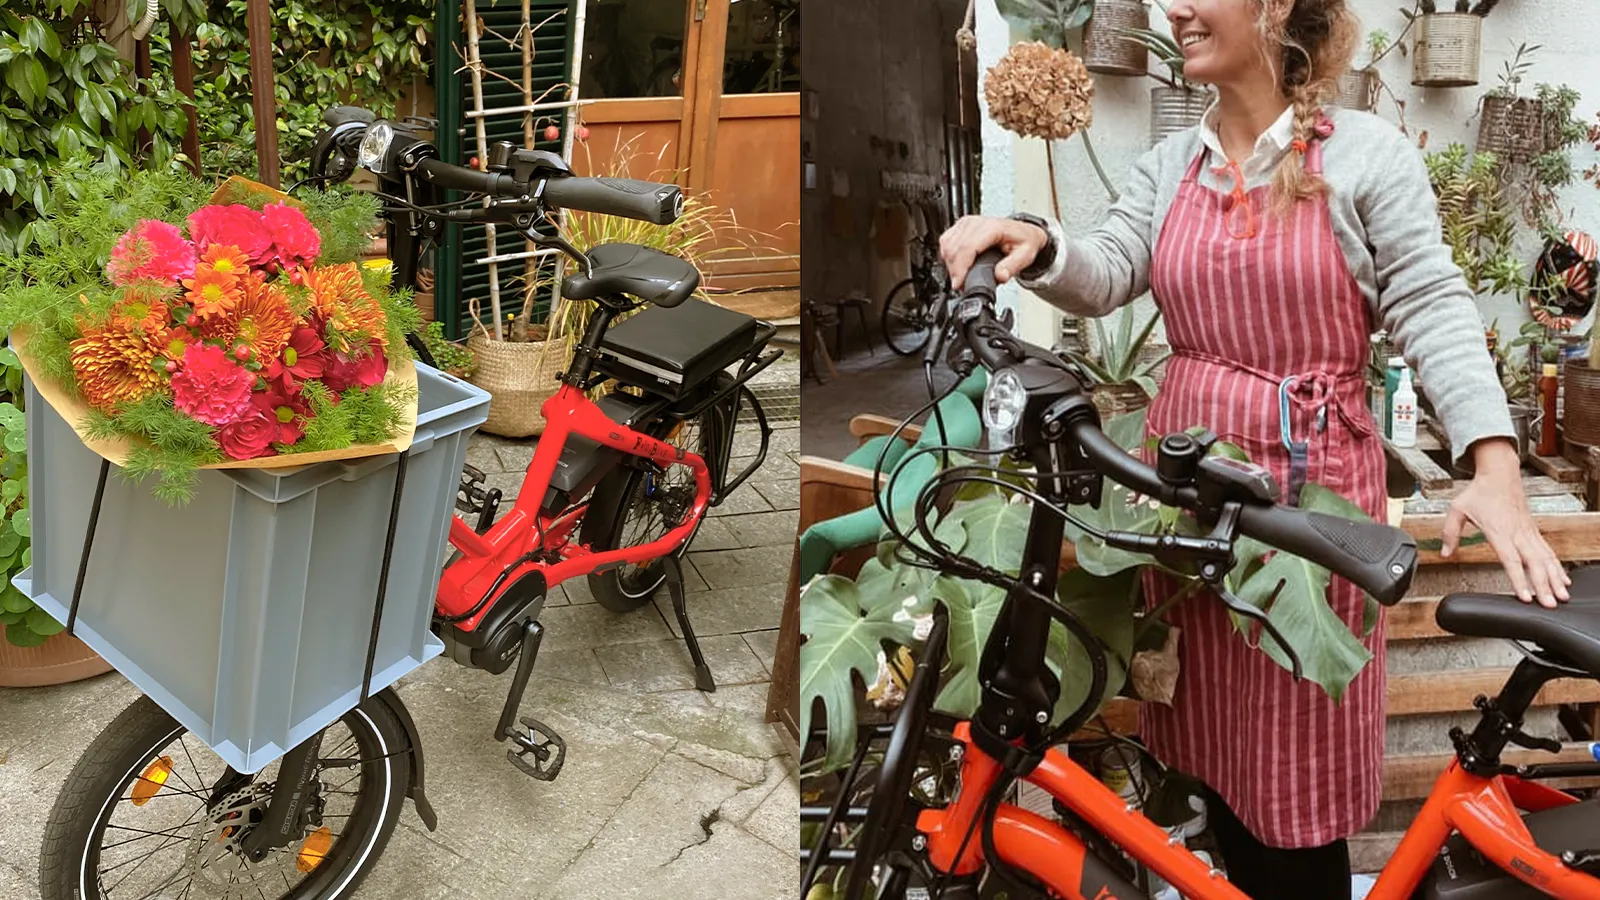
<box><xmin>1195</xmin><ymin>99</ymin><xmax>1296</xmax><ymax>189</ymax></box>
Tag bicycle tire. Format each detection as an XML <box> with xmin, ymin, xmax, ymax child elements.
<box><xmin>579</xmin><ymin>374</ymin><xmax>736</xmax><ymax>612</ymax></box>
<box><xmin>881</xmin><ymin>278</ymin><xmax>931</xmax><ymax>356</ymax></box>
<box><xmin>40</xmin><ymin>695</ymin><xmax>409</xmax><ymax>900</ymax></box>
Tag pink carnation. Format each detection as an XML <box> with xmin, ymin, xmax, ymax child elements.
<box><xmin>171</xmin><ymin>343</ymin><xmax>256</xmax><ymax>426</ymax></box>
<box><xmin>322</xmin><ymin>342</ymin><xmax>388</xmax><ymax>394</ymax></box>
<box><xmin>262</xmin><ymin>203</ymin><xmax>321</xmax><ymax>269</ymax></box>
<box><xmin>187</xmin><ymin>205</ymin><xmax>273</xmax><ymax>266</ymax></box>
<box><xmin>217</xmin><ymin>407</ymin><xmax>279</xmax><ymax>460</ymax></box>
<box><xmin>106</xmin><ymin>220</ymin><xmax>196</xmax><ymax>287</ymax></box>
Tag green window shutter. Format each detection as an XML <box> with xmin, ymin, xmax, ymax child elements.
<box><xmin>433</xmin><ymin>0</ymin><xmax>577</xmax><ymax>340</ymax></box>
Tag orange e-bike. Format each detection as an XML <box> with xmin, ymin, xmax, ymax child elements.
<box><xmin>801</xmin><ymin>250</ymin><xmax>1600</xmax><ymax>900</ymax></box>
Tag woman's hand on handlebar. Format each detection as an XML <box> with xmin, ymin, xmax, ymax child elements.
<box><xmin>940</xmin><ymin>215</ymin><xmax>1049</xmax><ymax>291</ymax></box>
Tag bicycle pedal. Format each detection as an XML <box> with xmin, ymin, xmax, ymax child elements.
<box><xmin>506</xmin><ymin>716</ymin><xmax>567</xmax><ymax>782</ymax></box>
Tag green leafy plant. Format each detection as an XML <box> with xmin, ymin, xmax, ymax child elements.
<box><xmin>798</xmin><ymin>410</ymin><xmax>1382</xmax><ymax>772</ymax></box>
<box><xmin>0</xmin><ymin>344</ymin><xmax>45</xmax><ymax>647</ymax></box>
<box><xmin>1487</xmin><ymin>42</ymin><xmax>1538</xmax><ymax>99</ymax></box>
<box><xmin>1059</xmin><ymin>306</ymin><xmax>1167</xmax><ymax>400</ymax></box>
<box><xmin>164</xmin><ymin>0</ymin><xmax>433</xmax><ymax>184</ymax></box>
<box><xmin>1424</xmin><ymin>143</ymin><xmax>1524</xmax><ymax>298</ymax></box>
<box><xmin>419</xmin><ymin>321</ymin><xmax>476</xmax><ymax>378</ymax></box>
<box><xmin>0</xmin><ymin>2</ymin><xmax>194</xmax><ymax>255</ymax></box>
<box><xmin>994</xmin><ymin>0</ymin><xmax>1094</xmax><ymax>47</ymax></box>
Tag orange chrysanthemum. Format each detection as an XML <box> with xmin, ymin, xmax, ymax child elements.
<box><xmin>109</xmin><ymin>287</ymin><xmax>172</xmax><ymax>336</ymax></box>
<box><xmin>198</xmin><ymin>244</ymin><xmax>252</xmax><ymax>283</ymax></box>
<box><xmin>183</xmin><ymin>267</ymin><xmax>242</xmax><ymax>320</ymax></box>
<box><xmin>306</xmin><ymin>263</ymin><xmax>388</xmax><ymax>351</ymax></box>
<box><xmin>201</xmin><ymin>273</ymin><xmax>295</xmax><ymax>361</ymax></box>
<box><xmin>70</xmin><ymin>326</ymin><xmax>172</xmax><ymax>411</ymax></box>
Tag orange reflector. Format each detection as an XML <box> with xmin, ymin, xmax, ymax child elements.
<box><xmin>297</xmin><ymin>827</ymin><xmax>333</xmax><ymax>873</ymax></box>
<box><xmin>130</xmin><ymin>757</ymin><xmax>173</xmax><ymax>806</ymax></box>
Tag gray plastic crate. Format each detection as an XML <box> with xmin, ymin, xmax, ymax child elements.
<box><xmin>15</xmin><ymin>362</ymin><xmax>490</xmax><ymax>772</ymax></box>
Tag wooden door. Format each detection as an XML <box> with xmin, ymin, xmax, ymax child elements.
<box><xmin>575</xmin><ymin>0</ymin><xmax>799</xmax><ymax>293</ymax></box>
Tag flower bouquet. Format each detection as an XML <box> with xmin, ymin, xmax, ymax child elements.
<box><xmin>2</xmin><ymin>171</ymin><xmax>421</xmax><ymax>503</ymax></box>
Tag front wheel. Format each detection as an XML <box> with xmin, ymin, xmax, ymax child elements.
<box><xmin>881</xmin><ymin>277</ymin><xmax>932</xmax><ymax>356</ymax></box>
<box><xmin>39</xmin><ymin>695</ymin><xmax>409</xmax><ymax>900</ymax></box>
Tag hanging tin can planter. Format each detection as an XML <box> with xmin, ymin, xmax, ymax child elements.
<box><xmin>1411</xmin><ymin>13</ymin><xmax>1481</xmax><ymax>87</ymax></box>
<box><xmin>1150</xmin><ymin>86</ymin><xmax>1210</xmax><ymax>148</ymax></box>
<box><xmin>1476</xmin><ymin>94</ymin><xmax>1545</xmax><ymax>167</ymax></box>
<box><xmin>1082</xmin><ymin>0</ymin><xmax>1149</xmax><ymax>76</ymax></box>
<box><xmin>1333</xmin><ymin>68</ymin><xmax>1377</xmax><ymax>111</ymax></box>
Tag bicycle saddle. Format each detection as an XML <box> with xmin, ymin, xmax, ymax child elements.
<box><xmin>562</xmin><ymin>243</ymin><xmax>699</xmax><ymax>308</ymax></box>
<box><xmin>1436</xmin><ymin>565</ymin><xmax>1600</xmax><ymax>675</ymax></box>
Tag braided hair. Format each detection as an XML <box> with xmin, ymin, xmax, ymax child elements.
<box><xmin>1256</xmin><ymin>0</ymin><xmax>1359</xmax><ymax>214</ymax></box>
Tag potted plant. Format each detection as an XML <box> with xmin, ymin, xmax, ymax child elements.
<box><xmin>1407</xmin><ymin>0</ymin><xmax>1502</xmax><ymax>88</ymax></box>
<box><xmin>0</xmin><ymin>343</ymin><xmax>111</xmax><ymax>686</ymax></box>
<box><xmin>1424</xmin><ymin>143</ymin><xmax>1524</xmax><ymax>299</ymax></box>
<box><xmin>1082</xmin><ymin>0</ymin><xmax>1149</xmax><ymax>76</ymax></box>
<box><xmin>1058</xmin><ymin>305</ymin><xmax>1167</xmax><ymax>417</ymax></box>
<box><xmin>1475</xmin><ymin>44</ymin><xmax>1545</xmax><ymax>170</ymax></box>
<box><xmin>1335</xmin><ymin>30</ymin><xmax>1392</xmax><ymax>112</ymax></box>
<box><xmin>1111</xmin><ymin>26</ymin><xmax>1211</xmax><ymax>147</ymax></box>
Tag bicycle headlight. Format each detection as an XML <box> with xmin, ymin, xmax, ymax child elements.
<box><xmin>358</xmin><ymin>121</ymin><xmax>395</xmax><ymax>174</ymax></box>
<box><xmin>982</xmin><ymin>367</ymin><xmax>1027</xmax><ymax>448</ymax></box>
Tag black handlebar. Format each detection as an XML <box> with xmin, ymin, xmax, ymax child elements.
<box><xmin>323</xmin><ymin>105</ymin><xmax>376</xmax><ymax>127</ymax></box>
<box><xmin>541</xmin><ymin>176</ymin><xmax>684</xmax><ymax>225</ymax></box>
<box><xmin>414</xmin><ymin>158</ymin><xmax>518</xmax><ymax>197</ymax></box>
<box><xmin>958</xmin><ymin>250</ymin><xmax>1417</xmax><ymax>606</ymax></box>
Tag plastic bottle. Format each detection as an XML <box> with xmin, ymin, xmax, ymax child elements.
<box><xmin>1383</xmin><ymin>357</ymin><xmax>1405</xmax><ymax>439</ymax></box>
<box><xmin>1391</xmin><ymin>366</ymin><xmax>1417</xmax><ymax>448</ymax></box>
<box><xmin>1539</xmin><ymin>363</ymin><xmax>1560</xmax><ymax>456</ymax></box>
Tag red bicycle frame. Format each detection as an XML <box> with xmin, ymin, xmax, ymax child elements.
<box><xmin>916</xmin><ymin>721</ymin><xmax>1600</xmax><ymax>899</ymax></box>
<box><xmin>435</xmin><ymin>381</ymin><xmax>712</xmax><ymax>633</ymax></box>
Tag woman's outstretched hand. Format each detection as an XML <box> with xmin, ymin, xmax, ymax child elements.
<box><xmin>939</xmin><ymin>215</ymin><xmax>1050</xmax><ymax>290</ymax></box>
<box><xmin>1442</xmin><ymin>438</ymin><xmax>1570</xmax><ymax>608</ymax></box>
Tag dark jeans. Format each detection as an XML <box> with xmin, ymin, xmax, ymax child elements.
<box><xmin>1203</xmin><ymin>786</ymin><xmax>1352</xmax><ymax>900</ymax></box>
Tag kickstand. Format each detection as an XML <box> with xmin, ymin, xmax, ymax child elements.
<box><xmin>665</xmin><ymin>554</ymin><xmax>715</xmax><ymax>692</ymax></box>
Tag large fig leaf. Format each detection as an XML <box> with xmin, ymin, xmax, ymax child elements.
<box><xmin>799</xmin><ymin>575</ymin><xmax>916</xmax><ymax>771</ymax></box>
<box><xmin>1228</xmin><ymin>483</ymin><xmax>1376</xmax><ymax>701</ymax></box>
<box><xmin>932</xmin><ymin>577</ymin><xmax>1007</xmax><ymax>715</ymax></box>
<box><xmin>1049</xmin><ymin>566</ymin><xmax>1141</xmax><ymax>720</ymax></box>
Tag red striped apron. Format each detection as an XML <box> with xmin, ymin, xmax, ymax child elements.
<box><xmin>1138</xmin><ymin>121</ymin><xmax>1388</xmax><ymax>849</ymax></box>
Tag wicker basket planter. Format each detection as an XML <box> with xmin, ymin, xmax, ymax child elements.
<box><xmin>1082</xmin><ymin>0</ymin><xmax>1149</xmax><ymax>76</ymax></box>
<box><xmin>0</xmin><ymin>627</ymin><xmax>112</xmax><ymax>687</ymax></box>
<box><xmin>1150</xmin><ymin>86</ymin><xmax>1210</xmax><ymax>148</ymax></box>
<box><xmin>466</xmin><ymin>328</ymin><xmax>565</xmax><ymax>438</ymax></box>
<box><xmin>1091</xmin><ymin>383</ymin><xmax>1152</xmax><ymax>419</ymax></box>
<box><xmin>1476</xmin><ymin>94</ymin><xmax>1545</xmax><ymax>167</ymax></box>
<box><xmin>1563</xmin><ymin>359</ymin><xmax>1600</xmax><ymax>449</ymax></box>
<box><xmin>1333</xmin><ymin>68</ymin><xmax>1377</xmax><ymax>111</ymax></box>
<box><xmin>1411</xmin><ymin>13</ymin><xmax>1481</xmax><ymax>87</ymax></box>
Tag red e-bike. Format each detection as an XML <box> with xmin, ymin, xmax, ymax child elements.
<box><xmin>36</xmin><ymin>106</ymin><xmax>780</xmax><ymax>900</ymax></box>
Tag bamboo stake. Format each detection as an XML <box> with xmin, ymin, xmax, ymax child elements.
<box><xmin>516</xmin><ymin>0</ymin><xmax>537</xmax><ymax>339</ymax></box>
<box><xmin>464</xmin><ymin>0</ymin><xmax>504</xmax><ymax>340</ymax></box>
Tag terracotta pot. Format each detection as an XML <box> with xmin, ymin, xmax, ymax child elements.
<box><xmin>0</xmin><ymin>625</ymin><xmax>113</xmax><ymax>687</ymax></box>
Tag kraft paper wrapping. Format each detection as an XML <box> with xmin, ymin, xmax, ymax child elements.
<box><xmin>11</xmin><ymin>324</ymin><xmax>418</xmax><ymax>470</ymax></box>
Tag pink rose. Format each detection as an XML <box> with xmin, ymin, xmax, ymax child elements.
<box><xmin>322</xmin><ymin>343</ymin><xmax>388</xmax><ymax>394</ymax></box>
<box><xmin>106</xmin><ymin>220</ymin><xmax>196</xmax><ymax>286</ymax></box>
<box><xmin>217</xmin><ymin>407</ymin><xmax>279</xmax><ymax>460</ymax></box>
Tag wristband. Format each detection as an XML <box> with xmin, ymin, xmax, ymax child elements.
<box><xmin>1008</xmin><ymin>212</ymin><xmax>1056</xmax><ymax>281</ymax></box>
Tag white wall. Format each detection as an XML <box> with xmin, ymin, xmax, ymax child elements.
<box><xmin>978</xmin><ymin>0</ymin><xmax>1600</xmax><ymax>346</ymax></box>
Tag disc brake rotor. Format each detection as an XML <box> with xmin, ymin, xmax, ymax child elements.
<box><xmin>181</xmin><ymin>783</ymin><xmax>298</xmax><ymax>900</ymax></box>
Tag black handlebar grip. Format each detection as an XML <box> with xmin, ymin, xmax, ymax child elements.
<box><xmin>540</xmin><ymin>176</ymin><xmax>684</xmax><ymax>225</ymax></box>
<box><xmin>963</xmin><ymin>250</ymin><xmax>1003</xmax><ymax>300</ymax></box>
<box><xmin>1236</xmin><ymin>504</ymin><xmax>1417</xmax><ymax>606</ymax></box>
<box><xmin>324</xmin><ymin>105</ymin><xmax>376</xmax><ymax>127</ymax></box>
<box><xmin>414</xmin><ymin>158</ymin><xmax>517</xmax><ymax>197</ymax></box>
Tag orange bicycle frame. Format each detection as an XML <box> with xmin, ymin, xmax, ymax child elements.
<box><xmin>918</xmin><ymin>722</ymin><xmax>1600</xmax><ymax>899</ymax></box>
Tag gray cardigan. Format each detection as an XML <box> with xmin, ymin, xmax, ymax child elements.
<box><xmin>1019</xmin><ymin>105</ymin><xmax>1514</xmax><ymax>464</ymax></box>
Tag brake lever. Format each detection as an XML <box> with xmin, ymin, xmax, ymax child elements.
<box><xmin>1209</xmin><ymin>579</ymin><xmax>1305</xmax><ymax>682</ymax></box>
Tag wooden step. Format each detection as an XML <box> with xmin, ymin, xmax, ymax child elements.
<box><xmin>1388</xmin><ymin>669</ymin><xmax>1600</xmax><ymax>716</ymax></box>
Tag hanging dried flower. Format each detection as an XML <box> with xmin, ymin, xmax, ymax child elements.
<box><xmin>983</xmin><ymin>41</ymin><xmax>1095</xmax><ymax>141</ymax></box>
